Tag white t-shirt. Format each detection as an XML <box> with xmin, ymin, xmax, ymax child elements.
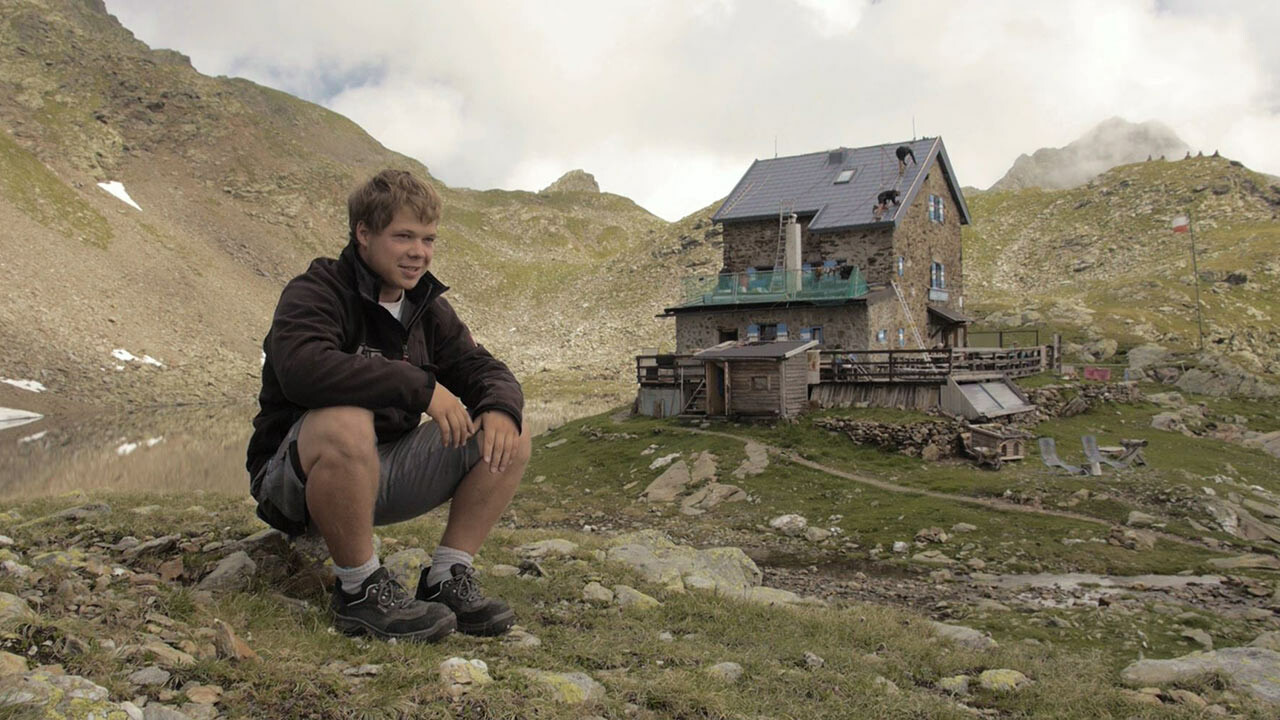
<box><xmin>379</xmin><ymin>291</ymin><xmax>404</xmax><ymax>322</ymax></box>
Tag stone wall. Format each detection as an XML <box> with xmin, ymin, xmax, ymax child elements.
<box><xmin>891</xmin><ymin>166</ymin><xmax>966</xmax><ymax>344</ymax></box>
<box><xmin>814</xmin><ymin>416</ymin><xmax>965</xmax><ymax>459</ymax></box>
<box><xmin>675</xmin><ymin>305</ymin><xmax>870</xmax><ymax>352</ymax></box>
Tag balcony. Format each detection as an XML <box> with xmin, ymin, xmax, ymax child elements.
<box><xmin>928</xmin><ymin>287</ymin><xmax>949</xmax><ymax>302</ymax></box>
<box><xmin>678</xmin><ymin>265</ymin><xmax>870</xmax><ymax>308</ymax></box>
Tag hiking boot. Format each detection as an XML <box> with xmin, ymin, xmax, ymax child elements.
<box><xmin>330</xmin><ymin>567</ymin><xmax>456</xmax><ymax>642</ymax></box>
<box><xmin>416</xmin><ymin>564</ymin><xmax>515</xmax><ymax>636</ymax></box>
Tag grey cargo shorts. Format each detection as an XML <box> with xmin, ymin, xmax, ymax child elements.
<box><xmin>252</xmin><ymin>414</ymin><xmax>483</xmax><ymax>535</ymax></box>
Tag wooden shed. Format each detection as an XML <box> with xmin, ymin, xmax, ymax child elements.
<box><xmin>693</xmin><ymin>340</ymin><xmax>817</xmax><ymax>418</ymax></box>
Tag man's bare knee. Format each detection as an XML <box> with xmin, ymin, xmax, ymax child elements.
<box><xmin>297</xmin><ymin>406</ymin><xmax>377</xmax><ymax>476</ymax></box>
<box><xmin>510</xmin><ymin>429</ymin><xmax>532</xmax><ymax>468</ymax></box>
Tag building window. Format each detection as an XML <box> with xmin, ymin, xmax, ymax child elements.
<box><xmin>896</xmin><ymin>256</ymin><xmax>904</xmax><ymax>276</ymax></box>
<box><xmin>897</xmin><ymin>328</ymin><xmax>906</xmax><ymax>347</ymax></box>
<box><xmin>930</xmin><ymin>261</ymin><xmax>945</xmax><ymax>289</ymax></box>
<box><xmin>760</xmin><ymin>323</ymin><xmax>778</xmax><ymax>342</ymax></box>
<box><xmin>718</xmin><ymin>329</ymin><xmax>739</xmax><ymax>343</ymax></box>
<box><xmin>751</xmin><ymin>376</ymin><xmax>771</xmax><ymax>390</ymax></box>
<box><xmin>809</xmin><ymin>326</ymin><xmax>823</xmax><ymax>343</ymax></box>
<box><xmin>834</xmin><ymin>168</ymin><xmax>855</xmax><ymax>184</ymax></box>
<box><xmin>876</xmin><ymin>329</ymin><xmax>887</xmax><ymax>343</ymax></box>
<box><xmin>928</xmin><ymin>194</ymin><xmax>945</xmax><ymax>223</ymax></box>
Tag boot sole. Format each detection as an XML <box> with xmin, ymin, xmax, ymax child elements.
<box><xmin>333</xmin><ymin>612</ymin><xmax>457</xmax><ymax>643</ymax></box>
<box><xmin>457</xmin><ymin>608</ymin><xmax>516</xmax><ymax>637</ymax></box>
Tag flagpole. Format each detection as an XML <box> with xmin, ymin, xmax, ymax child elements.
<box><xmin>1187</xmin><ymin>209</ymin><xmax>1206</xmax><ymax>351</ymax></box>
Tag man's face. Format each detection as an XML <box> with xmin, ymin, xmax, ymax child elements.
<box><xmin>356</xmin><ymin>207</ymin><xmax>437</xmax><ymax>302</ymax></box>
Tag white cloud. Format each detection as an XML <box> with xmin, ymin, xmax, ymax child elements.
<box><xmin>105</xmin><ymin>0</ymin><xmax>1280</xmax><ymax>220</ymax></box>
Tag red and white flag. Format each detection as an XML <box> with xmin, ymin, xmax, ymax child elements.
<box><xmin>1172</xmin><ymin>214</ymin><xmax>1190</xmax><ymax>233</ymax></box>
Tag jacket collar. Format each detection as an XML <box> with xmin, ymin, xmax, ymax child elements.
<box><xmin>340</xmin><ymin>242</ymin><xmax>448</xmax><ymax>309</ymax></box>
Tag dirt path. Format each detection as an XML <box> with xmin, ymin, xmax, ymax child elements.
<box><xmin>675</xmin><ymin>426</ymin><xmax>1213</xmax><ymax>551</ymax></box>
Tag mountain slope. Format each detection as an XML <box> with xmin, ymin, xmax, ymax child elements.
<box><xmin>990</xmin><ymin>117</ymin><xmax>1189</xmax><ymax>192</ymax></box>
<box><xmin>965</xmin><ymin>153</ymin><xmax>1280</xmax><ymax>373</ymax></box>
<box><xmin>0</xmin><ymin>0</ymin><xmax>721</xmax><ymax>410</ymax></box>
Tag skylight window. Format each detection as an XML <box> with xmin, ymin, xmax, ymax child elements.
<box><xmin>834</xmin><ymin>169</ymin><xmax>855</xmax><ymax>184</ymax></box>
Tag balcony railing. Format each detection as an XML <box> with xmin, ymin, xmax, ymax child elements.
<box><xmin>928</xmin><ymin>287</ymin><xmax>949</xmax><ymax>302</ymax></box>
<box><xmin>679</xmin><ymin>265</ymin><xmax>869</xmax><ymax>307</ymax></box>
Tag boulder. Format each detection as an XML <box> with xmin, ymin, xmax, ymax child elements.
<box><xmin>706</xmin><ymin>662</ymin><xmax>743</xmax><ymax>683</ymax></box>
<box><xmin>196</xmin><ymin>551</ymin><xmax>256</xmax><ymax>593</ymax></box>
<box><xmin>515</xmin><ymin>539</ymin><xmax>578</xmax><ymax>559</ymax></box>
<box><xmin>0</xmin><ymin>592</ymin><xmax>35</xmax><ymax>627</ymax></box>
<box><xmin>581</xmin><ymin>582</ymin><xmax>614</xmax><ymax>604</ymax></box>
<box><xmin>929</xmin><ymin>622</ymin><xmax>997</xmax><ymax>650</ymax></box>
<box><xmin>438</xmin><ymin>657</ymin><xmax>492</xmax><ymax>686</ymax></box>
<box><xmin>1176</xmin><ymin>354</ymin><xmax>1280</xmax><ymax>399</ymax></box>
<box><xmin>1127</xmin><ymin>511</ymin><xmax>1158</xmax><ymax>527</ymax></box>
<box><xmin>769</xmin><ymin>514</ymin><xmax>809</xmax><ymax>537</ymax></box>
<box><xmin>517</xmin><ymin>669</ymin><xmax>605</xmax><ymax>704</ymax></box>
<box><xmin>0</xmin><ymin>651</ymin><xmax>26</xmax><ymax>677</ymax></box>
<box><xmin>1128</xmin><ymin>344</ymin><xmax>1172</xmax><ymax>370</ymax></box>
<box><xmin>383</xmin><ymin>548</ymin><xmax>431</xmax><ymax>587</ymax></box>
<box><xmin>605</xmin><ymin>530</ymin><xmax>761</xmax><ymax>595</ymax></box>
<box><xmin>979</xmin><ymin>669</ymin><xmax>1031</xmax><ymax>692</ymax></box>
<box><xmin>1122</xmin><ymin>647</ymin><xmax>1280</xmax><ymax>705</ymax></box>
<box><xmin>640</xmin><ymin>461</ymin><xmax>691</xmax><ymax>503</ymax></box>
<box><xmin>0</xmin><ymin>671</ymin><xmax>125</xmax><ymax>718</ymax></box>
<box><xmin>612</xmin><ymin>585</ymin><xmax>660</xmax><ymax>610</ymax></box>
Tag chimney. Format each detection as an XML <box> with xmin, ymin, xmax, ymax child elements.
<box><xmin>828</xmin><ymin>150</ymin><xmax>845</xmax><ymax>164</ymax></box>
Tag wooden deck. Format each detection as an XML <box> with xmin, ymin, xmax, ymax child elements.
<box><xmin>637</xmin><ymin>346</ymin><xmax>1053</xmax><ymax>387</ymax></box>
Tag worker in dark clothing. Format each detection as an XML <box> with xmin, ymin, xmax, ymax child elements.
<box><xmin>896</xmin><ymin>145</ymin><xmax>916</xmax><ymax>174</ymax></box>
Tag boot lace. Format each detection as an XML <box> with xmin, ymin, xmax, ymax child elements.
<box><xmin>370</xmin><ymin>575</ymin><xmax>414</xmax><ymax>610</ymax></box>
<box><xmin>448</xmin><ymin>567</ymin><xmax>484</xmax><ymax>604</ymax></box>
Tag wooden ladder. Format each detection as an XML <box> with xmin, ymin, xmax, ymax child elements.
<box><xmin>891</xmin><ymin>281</ymin><xmax>934</xmax><ymax>368</ymax></box>
<box><xmin>682</xmin><ymin>378</ymin><xmax>707</xmax><ymax>415</ymax></box>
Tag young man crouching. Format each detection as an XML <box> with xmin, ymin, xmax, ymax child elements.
<box><xmin>246</xmin><ymin>169</ymin><xmax>529</xmax><ymax>642</ymax></box>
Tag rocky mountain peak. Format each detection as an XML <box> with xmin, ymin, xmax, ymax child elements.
<box><xmin>541</xmin><ymin>169</ymin><xmax>600</xmax><ymax>194</ymax></box>
<box><xmin>990</xmin><ymin>117</ymin><xmax>1188</xmax><ymax>192</ymax></box>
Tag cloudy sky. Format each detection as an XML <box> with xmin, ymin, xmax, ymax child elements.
<box><xmin>107</xmin><ymin>0</ymin><xmax>1279</xmax><ymax>221</ymax></box>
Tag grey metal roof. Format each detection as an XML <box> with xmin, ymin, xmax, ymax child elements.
<box><xmin>711</xmin><ymin>137</ymin><xmax>972</xmax><ymax>232</ymax></box>
<box><xmin>927</xmin><ymin>304</ymin><xmax>974</xmax><ymax>324</ymax></box>
<box><xmin>694</xmin><ymin>340</ymin><xmax>817</xmax><ymax>360</ymax></box>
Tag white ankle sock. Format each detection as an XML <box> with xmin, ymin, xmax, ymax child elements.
<box><xmin>335</xmin><ymin>554</ymin><xmax>380</xmax><ymax>595</ymax></box>
<box><xmin>426</xmin><ymin>545</ymin><xmax>473</xmax><ymax>586</ymax></box>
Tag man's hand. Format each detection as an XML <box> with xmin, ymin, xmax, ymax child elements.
<box><xmin>427</xmin><ymin>383</ymin><xmax>474</xmax><ymax>448</ymax></box>
<box><xmin>478</xmin><ymin>411</ymin><xmax>519</xmax><ymax>474</ymax></box>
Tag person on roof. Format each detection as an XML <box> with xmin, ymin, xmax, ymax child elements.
<box><xmin>247</xmin><ymin>169</ymin><xmax>528</xmax><ymax>643</ymax></box>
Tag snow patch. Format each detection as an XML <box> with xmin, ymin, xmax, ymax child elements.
<box><xmin>19</xmin><ymin>430</ymin><xmax>47</xmax><ymax>444</ymax></box>
<box><xmin>145</xmin><ymin>436</ymin><xmax>164</xmax><ymax>447</ymax></box>
<box><xmin>116</xmin><ymin>441</ymin><xmax>139</xmax><ymax>456</ymax></box>
<box><xmin>0</xmin><ymin>407</ymin><xmax>44</xmax><ymax>430</ymax></box>
<box><xmin>97</xmin><ymin>181</ymin><xmax>142</xmax><ymax>211</ymax></box>
<box><xmin>116</xmin><ymin>436</ymin><xmax>164</xmax><ymax>456</ymax></box>
<box><xmin>1</xmin><ymin>377</ymin><xmax>46</xmax><ymax>392</ymax></box>
<box><xmin>111</xmin><ymin>349</ymin><xmax>164</xmax><ymax>368</ymax></box>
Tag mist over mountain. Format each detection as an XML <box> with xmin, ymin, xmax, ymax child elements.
<box><xmin>990</xmin><ymin>118</ymin><xmax>1189</xmax><ymax>191</ymax></box>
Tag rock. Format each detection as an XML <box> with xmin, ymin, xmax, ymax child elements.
<box><xmin>212</xmin><ymin>619</ymin><xmax>258</xmax><ymax>661</ymax></box>
<box><xmin>0</xmin><ymin>592</ymin><xmax>36</xmax><ymax>627</ymax></box>
<box><xmin>1145</xmin><ymin>391</ymin><xmax>1185</xmax><ymax>408</ymax></box>
<box><xmin>123</xmin><ymin>535</ymin><xmax>180</xmax><ymax>560</ymax></box>
<box><xmin>648</xmin><ymin>452</ymin><xmax>681</xmax><ymax>470</ymax></box>
<box><xmin>1109</xmin><ymin>527</ymin><xmax>1156</xmax><ymax>551</ymax></box>
<box><xmin>706</xmin><ymin>662</ymin><xmax>743</xmax><ymax>683</ymax></box>
<box><xmin>803</xmin><ymin>527</ymin><xmax>832</xmax><ymax>542</ymax></box>
<box><xmin>690</xmin><ymin>451</ymin><xmax>717</xmax><ymax>484</ymax></box>
<box><xmin>383</xmin><ymin>548</ymin><xmax>431</xmax><ymax>587</ymax></box>
<box><xmin>184</xmin><ymin>684</ymin><xmax>221</xmax><ymax>704</ymax></box>
<box><xmin>978</xmin><ymin>669</ymin><xmax>1031</xmax><ymax>692</ymax></box>
<box><xmin>605</xmin><ymin>530</ymin><xmax>762</xmax><ymax>596</ymax></box>
<box><xmin>544</xmin><ymin>438</ymin><xmax>567</xmax><ymax>448</ymax></box>
<box><xmin>732</xmin><ymin>441</ymin><xmax>769</xmax><ymax>478</ymax></box>
<box><xmin>518</xmin><ymin>669</ymin><xmax>605</xmax><ymax>704</ymax></box>
<box><xmin>504</xmin><ymin>627</ymin><xmax>542</xmax><ymax>648</ymax></box>
<box><xmin>892</xmin><ymin>541</ymin><xmax>909</xmax><ymax>553</ymax></box>
<box><xmin>1127</xmin><ymin>511</ymin><xmax>1158</xmax><ymax>527</ymax></box>
<box><xmin>343</xmin><ymin>664</ymin><xmax>381</xmax><ymax>677</ymax></box>
<box><xmin>911</xmin><ymin>550</ymin><xmax>954</xmax><ymax>566</ymax></box>
<box><xmin>0</xmin><ymin>536</ymin><xmax>11</xmax><ymax>547</ymax></box>
<box><xmin>1122</xmin><ymin>647</ymin><xmax>1280</xmax><ymax>705</ymax></box>
<box><xmin>873</xmin><ymin>676</ymin><xmax>900</xmax><ymax>695</ymax></box>
<box><xmin>0</xmin><ymin>651</ymin><xmax>27</xmax><ymax>677</ymax></box>
<box><xmin>196</xmin><ymin>551</ymin><xmax>256</xmax><ymax>593</ymax></box>
<box><xmin>745</xmin><ymin>587</ymin><xmax>805</xmax><ymax>606</ymax></box>
<box><xmin>237</xmin><ymin>528</ymin><xmax>289</xmax><ymax>554</ymax></box>
<box><xmin>612</xmin><ymin>585</ymin><xmax>660</xmax><ymax>610</ymax></box>
<box><xmin>515</xmin><ymin>539</ymin><xmax>578</xmax><ymax>559</ymax></box>
<box><xmin>582</xmin><ymin>582</ymin><xmax>614</xmax><ymax>604</ymax></box>
<box><xmin>439</xmin><ymin>657</ymin><xmax>492</xmax><ymax>686</ymax></box>
<box><xmin>1151</xmin><ymin>411</ymin><xmax>1189</xmax><ymax>434</ymax></box>
<box><xmin>769</xmin><ymin>514</ymin><xmax>808</xmax><ymax>537</ymax></box>
<box><xmin>680</xmin><ymin>483</ymin><xmax>746</xmax><ymax>513</ymax></box>
<box><xmin>915</xmin><ymin>527</ymin><xmax>948</xmax><ymax>543</ymax></box>
<box><xmin>489</xmin><ymin>564</ymin><xmax>519</xmax><ymax>577</ymax></box>
<box><xmin>930</xmin><ymin>622</ymin><xmax>997</xmax><ymax>650</ymax></box>
<box><xmin>1129</xmin><ymin>344</ymin><xmax>1172</xmax><ymax>370</ymax></box>
<box><xmin>641</xmin><ymin>461</ymin><xmax>691</xmax><ymax>503</ymax></box>
<box><xmin>541</xmin><ymin>169</ymin><xmax>600</xmax><ymax>194</ymax></box>
<box><xmin>0</xmin><ymin>671</ymin><xmax>127</xmax><ymax>718</ymax></box>
<box><xmin>1207</xmin><ymin>554</ymin><xmax>1280</xmax><ymax>571</ymax></box>
<box><xmin>1168</xmin><ymin>688</ymin><xmax>1207</xmax><ymax>708</ymax></box>
<box><xmin>143</xmin><ymin>705</ymin><xmax>192</xmax><ymax>720</ymax></box>
<box><xmin>128</xmin><ymin>665</ymin><xmax>171</xmax><ymax>687</ymax></box>
<box><xmin>803</xmin><ymin>652</ymin><xmax>825</xmax><ymax>669</ymax></box>
<box><xmin>1181</xmin><ymin>629</ymin><xmax>1213</xmax><ymax>649</ymax></box>
<box><xmin>179</xmin><ymin>703</ymin><xmax>216</xmax><ymax>720</ymax></box>
<box><xmin>1176</xmin><ymin>354</ymin><xmax>1280</xmax><ymax>399</ymax></box>
<box><xmin>1250</xmin><ymin>632</ymin><xmax>1280</xmax><ymax>652</ymax></box>
<box><xmin>142</xmin><ymin>641</ymin><xmax>196</xmax><ymax>668</ymax></box>
<box><xmin>46</xmin><ymin>502</ymin><xmax>112</xmax><ymax>523</ymax></box>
